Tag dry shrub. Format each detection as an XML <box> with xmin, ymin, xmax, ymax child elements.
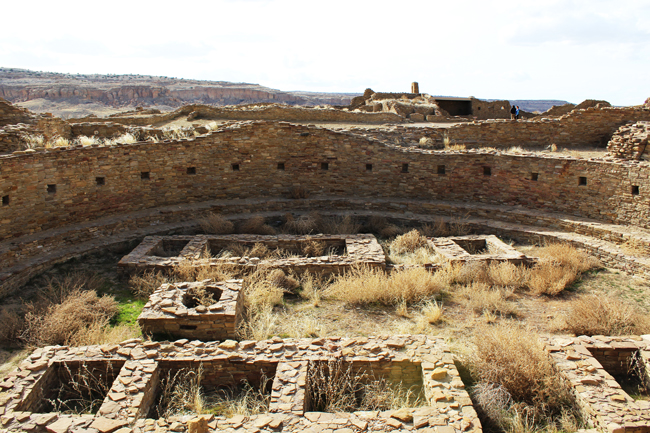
<box><xmin>249</xmin><ymin>243</ymin><xmax>272</xmax><ymax>258</ymax></box>
<box><xmin>301</xmin><ymin>240</ymin><xmax>326</xmax><ymax>257</ymax></box>
<box><xmin>69</xmin><ymin>323</ymin><xmax>140</xmax><ymax>346</ymax></box>
<box><xmin>469</xmin><ymin>323</ymin><xmax>577</xmax><ymax>424</ymax></box>
<box><xmin>527</xmin><ymin>261</ymin><xmax>579</xmax><ymax>296</ymax></box>
<box><xmin>326</xmin><ymin>266</ymin><xmax>446</xmax><ymax>305</ymax></box>
<box><xmin>129</xmin><ymin>271</ymin><xmax>169</xmax><ymax>299</ymax></box>
<box><xmin>487</xmin><ymin>262</ymin><xmax>527</xmax><ymax>289</ymax></box>
<box><xmin>185</xmin><ymin>285</ymin><xmax>220</xmax><ymax>307</ymax></box>
<box><xmin>419</xmin><ymin>300</ymin><xmax>444</xmax><ymax>324</ymax></box>
<box><xmin>289</xmin><ymin>186</ymin><xmax>310</xmax><ymax>199</ymax></box>
<box><xmin>0</xmin><ymin>310</ymin><xmax>23</xmax><ymax>344</ymax></box>
<box><xmin>563</xmin><ymin>294</ymin><xmax>650</xmax><ymax>336</ymax></box>
<box><xmin>243</xmin><ymin>268</ymin><xmax>285</xmax><ymax>309</ymax></box>
<box><xmin>317</xmin><ymin>215</ymin><xmax>360</xmax><ymax>234</ymax></box>
<box><xmin>307</xmin><ymin>358</ymin><xmax>366</xmax><ymax>413</ymax></box>
<box><xmin>199</xmin><ymin>213</ymin><xmax>234</xmax><ymax>234</ymax></box>
<box><xmin>298</xmin><ymin>272</ymin><xmax>330</xmax><ymax>306</ymax></box>
<box><xmin>390</xmin><ymin>229</ymin><xmax>428</xmax><ymax>254</ymax></box>
<box><xmin>535</xmin><ymin>243</ymin><xmax>598</xmax><ymax>272</ymax></box>
<box><xmin>379</xmin><ymin>225</ymin><xmax>404</xmax><ymax>239</ymax></box>
<box><xmin>388</xmin><ymin>246</ymin><xmax>441</xmax><ymax>265</ymax></box>
<box><xmin>307</xmin><ymin>359</ymin><xmax>423</xmax><ymax>413</ymax></box>
<box><xmin>267</xmin><ymin>269</ymin><xmax>300</xmax><ymax>292</ymax></box>
<box><xmin>173</xmin><ymin>259</ymin><xmax>235</xmax><ymax>283</ymax></box>
<box><xmin>283</xmin><ymin>213</ymin><xmax>319</xmax><ymax>234</ymax></box>
<box><xmin>22</xmin><ymin>289</ymin><xmax>118</xmax><ymax>347</ymax></box>
<box><xmin>420</xmin><ymin>218</ymin><xmax>470</xmax><ymax>237</ymax></box>
<box><xmin>363</xmin><ymin>216</ymin><xmax>402</xmax><ymax>238</ymax></box>
<box><xmin>238</xmin><ymin>216</ymin><xmax>276</xmax><ymax>235</ymax></box>
<box><xmin>454</xmin><ymin>282</ymin><xmax>517</xmax><ymax>317</ymax></box>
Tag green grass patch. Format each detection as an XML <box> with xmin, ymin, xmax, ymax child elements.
<box><xmin>114</xmin><ymin>299</ymin><xmax>145</xmax><ymax>326</ymax></box>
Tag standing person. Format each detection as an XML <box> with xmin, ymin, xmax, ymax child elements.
<box><xmin>515</xmin><ymin>106</ymin><xmax>520</xmax><ymax>120</ymax></box>
<box><xmin>510</xmin><ymin>104</ymin><xmax>516</xmax><ymax>120</ymax></box>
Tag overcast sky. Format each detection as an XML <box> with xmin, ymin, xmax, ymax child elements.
<box><xmin>2</xmin><ymin>0</ymin><xmax>649</xmax><ymax>105</ymax></box>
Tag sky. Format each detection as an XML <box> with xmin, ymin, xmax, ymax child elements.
<box><xmin>1</xmin><ymin>0</ymin><xmax>649</xmax><ymax>106</ymax></box>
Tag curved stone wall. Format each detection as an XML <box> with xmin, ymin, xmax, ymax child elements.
<box><xmin>2</xmin><ymin>121</ymin><xmax>650</xmax><ymax>239</ymax></box>
<box><xmin>3</xmin><ymin>120</ymin><xmax>650</xmax><ymax>294</ymax></box>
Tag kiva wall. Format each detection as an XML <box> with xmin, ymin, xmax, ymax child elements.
<box><xmin>1</xmin><ymin>121</ymin><xmax>650</xmax><ymax>241</ymax></box>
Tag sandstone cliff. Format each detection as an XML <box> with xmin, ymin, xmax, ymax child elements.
<box><xmin>0</xmin><ymin>68</ymin><xmax>356</xmax><ymax>112</ymax></box>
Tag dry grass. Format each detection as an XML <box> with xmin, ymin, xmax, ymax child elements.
<box><xmin>419</xmin><ymin>300</ymin><xmax>444</xmax><ymax>324</ymax></box>
<box><xmin>527</xmin><ymin>243</ymin><xmax>599</xmax><ymax>295</ymax></box>
<box><xmin>453</xmin><ymin>282</ymin><xmax>517</xmax><ymax>318</ymax></box>
<box><xmin>562</xmin><ymin>294</ymin><xmax>650</xmax><ymax>336</ymax></box>
<box><xmin>301</xmin><ymin>240</ymin><xmax>327</xmax><ymax>257</ymax></box>
<box><xmin>22</xmin><ymin>289</ymin><xmax>118</xmax><ymax>347</ymax></box>
<box><xmin>468</xmin><ymin>323</ymin><xmax>578</xmax><ymax>430</ymax></box>
<box><xmin>48</xmin><ymin>361</ymin><xmax>118</xmax><ymax>415</ymax></box>
<box><xmin>283</xmin><ymin>213</ymin><xmax>319</xmax><ymax>234</ymax></box>
<box><xmin>173</xmin><ymin>259</ymin><xmax>236</xmax><ymax>283</ymax></box>
<box><xmin>129</xmin><ymin>271</ymin><xmax>169</xmax><ymax>299</ymax></box>
<box><xmin>390</xmin><ymin>229</ymin><xmax>428</xmax><ymax>254</ymax></box>
<box><xmin>199</xmin><ymin>213</ymin><xmax>235</xmax><ymax>234</ymax></box>
<box><xmin>318</xmin><ymin>214</ymin><xmax>360</xmax><ymax>234</ymax></box>
<box><xmin>289</xmin><ymin>186</ymin><xmax>310</xmax><ymax>199</ymax></box>
<box><xmin>45</xmin><ymin>137</ymin><xmax>71</xmax><ymax>148</ymax></box>
<box><xmin>238</xmin><ymin>216</ymin><xmax>276</xmax><ymax>235</ymax></box>
<box><xmin>527</xmin><ymin>262</ymin><xmax>579</xmax><ymax>296</ymax></box>
<box><xmin>21</xmin><ymin>134</ymin><xmax>44</xmax><ymax>149</ymax></box>
<box><xmin>326</xmin><ymin>266</ymin><xmax>447</xmax><ymax>305</ymax></box>
<box><xmin>419</xmin><ymin>217</ymin><xmax>471</xmax><ymax>237</ymax></box>
<box><xmin>76</xmin><ymin>136</ymin><xmax>99</xmax><ymax>146</ymax></box>
<box><xmin>307</xmin><ymin>359</ymin><xmax>423</xmax><ymax>413</ymax></box>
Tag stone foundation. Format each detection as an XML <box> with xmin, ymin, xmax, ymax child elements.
<box><xmin>0</xmin><ymin>336</ymin><xmax>481</xmax><ymax>433</ymax></box>
<box><xmin>118</xmin><ymin>234</ymin><xmax>386</xmax><ymax>275</ymax></box>
<box><xmin>431</xmin><ymin>235</ymin><xmax>534</xmax><ymax>265</ymax></box>
<box><xmin>545</xmin><ymin>335</ymin><xmax>650</xmax><ymax>433</ymax></box>
<box><xmin>138</xmin><ymin>280</ymin><xmax>244</xmax><ymax>341</ymax></box>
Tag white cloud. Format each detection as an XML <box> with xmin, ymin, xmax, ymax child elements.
<box><xmin>1</xmin><ymin>0</ymin><xmax>649</xmax><ymax>105</ymax></box>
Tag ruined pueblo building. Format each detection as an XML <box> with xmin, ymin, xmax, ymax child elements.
<box><xmin>1</xmin><ymin>83</ymin><xmax>650</xmax><ymax>433</ymax></box>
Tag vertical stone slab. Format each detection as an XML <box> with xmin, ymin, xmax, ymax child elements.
<box><xmin>269</xmin><ymin>361</ymin><xmax>307</xmax><ymax>415</ymax></box>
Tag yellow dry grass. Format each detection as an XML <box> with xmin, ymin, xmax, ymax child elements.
<box><xmin>199</xmin><ymin>213</ymin><xmax>235</xmax><ymax>234</ymax></box>
<box><xmin>562</xmin><ymin>294</ymin><xmax>650</xmax><ymax>336</ymax></box>
<box><xmin>326</xmin><ymin>266</ymin><xmax>447</xmax><ymax>305</ymax></box>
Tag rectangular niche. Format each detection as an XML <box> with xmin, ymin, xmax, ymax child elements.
<box><xmin>119</xmin><ymin>234</ymin><xmax>386</xmax><ymax>277</ymax></box>
<box><xmin>138</xmin><ymin>280</ymin><xmax>243</xmax><ymax>341</ymax></box>
<box><xmin>147</xmin><ymin>360</ymin><xmax>277</xmax><ymax>419</ymax></box>
<box><xmin>206</xmin><ymin>237</ymin><xmax>347</xmax><ymax>259</ymax></box>
<box><xmin>306</xmin><ymin>360</ymin><xmax>424</xmax><ymax>413</ymax></box>
<box><xmin>146</xmin><ymin>239</ymin><xmax>191</xmax><ymax>258</ymax></box>
<box><xmin>588</xmin><ymin>347</ymin><xmax>650</xmax><ymax>400</ymax></box>
<box><xmin>20</xmin><ymin>360</ymin><xmax>124</xmax><ymax>415</ymax></box>
<box><xmin>432</xmin><ymin>235</ymin><xmax>534</xmax><ymax>266</ymax></box>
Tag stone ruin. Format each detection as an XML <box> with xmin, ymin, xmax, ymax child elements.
<box><xmin>348</xmin><ymin>88</ymin><xmax>511</xmax><ymax>122</ymax></box>
<box><xmin>430</xmin><ymin>235</ymin><xmax>533</xmax><ymax>266</ymax></box>
<box><xmin>137</xmin><ymin>280</ymin><xmax>244</xmax><ymax>341</ymax></box>
<box><xmin>544</xmin><ymin>335</ymin><xmax>650</xmax><ymax>433</ymax></box>
<box><xmin>607</xmin><ymin>121</ymin><xmax>650</xmax><ymax>161</ymax></box>
<box><xmin>0</xmin><ymin>336</ymin><xmax>481</xmax><ymax>433</ymax></box>
<box><xmin>117</xmin><ymin>234</ymin><xmax>386</xmax><ymax>275</ymax></box>
<box><xmin>2</xmin><ymin>334</ymin><xmax>649</xmax><ymax>433</ymax></box>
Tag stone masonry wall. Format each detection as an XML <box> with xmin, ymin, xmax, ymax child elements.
<box><xmin>3</xmin><ymin>121</ymin><xmax>650</xmax><ymax>242</ymax></box>
<box><xmin>67</xmin><ymin>104</ymin><xmax>404</xmax><ymax>126</ymax></box>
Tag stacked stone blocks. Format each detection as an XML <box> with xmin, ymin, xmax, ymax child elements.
<box><xmin>545</xmin><ymin>335</ymin><xmax>650</xmax><ymax>433</ymax></box>
<box><xmin>118</xmin><ymin>234</ymin><xmax>386</xmax><ymax>275</ymax></box>
<box><xmin>0</xmin><ymin>336</ymin><xmax>480</xmax><ymax>433</ymax></box>
<box><xmin>138</xmin><ymin>280</ymin><xmax>244</xmax><ymax>341</ymax></box>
